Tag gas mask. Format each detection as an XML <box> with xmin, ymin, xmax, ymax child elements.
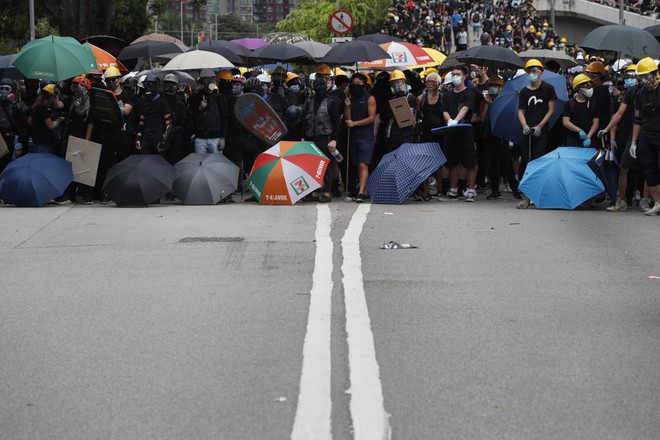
<box><xmin>144</xmin><ymin>82</ymin><xmax>158</xmax><ymax>95</ymax></box>
<box><xmin>289</xmin><ymin>84</ymin><xmax>301</xmax><ymax>94</ymax></box>
<box><xmin>0</xmin><ymin>85</ymin><xmax>15</xmax><ymax>103</ymax></box>
<box><xmin>313</xmin><ymin>80</ymin><xmax>327</xmax><ymax>97</ymax></box>
<box><xmin>106</xmin><ymin>78</ymin><xmax>119</xmax><ymax>90</ymax></box>
<box><xmin>164</xmin><ymin>82</ymin><xmax>177</xmax><ymax>95</ymax></box>
<box><xmin>70</xmin><ymin>83</ymin><xmax>87</xmax><ymax>99</ymax></box>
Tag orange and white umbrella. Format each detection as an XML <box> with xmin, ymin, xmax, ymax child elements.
<box><xmin>83</xmin><ymin>42</ymin><xmax>127</xmax><ymax>72</ymax></box>
<box><xmin>358</xmin><ymin>42</ymin><xmax>433</xmax><ymax>70</ymax></box>
<box><xmin>247</xmin><ymin>141</ymin><xmax>330</xmax><ymax>205</ymax></box>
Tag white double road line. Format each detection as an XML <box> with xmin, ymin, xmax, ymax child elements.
<box><xmin>292</xmin><ymin>203</ymin><xmax>390</xmax><ymax>440</ymax></box>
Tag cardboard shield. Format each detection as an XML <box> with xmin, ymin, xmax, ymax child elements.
<box><xmin>388</xmin><ymin>96</ymin><xmax>415</xmax><ymax>129</ymax></box>
<box><xmin>0</xmin><ymin>135</ymin><xmax>9</xmax><ymax>159</ymax></box>
<box><xmin>234</xmin><ymin>93</ymin><xmax>287</xmax><ymax>146</ymax></box>
<box><xmin>65</xmin><ymin>136</ymin><xmax>102</xmax><ymax>186</ymax></box>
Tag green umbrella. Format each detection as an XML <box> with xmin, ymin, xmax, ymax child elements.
<box><xmin>13</xmin><ymin>35</ymin><xmax>98</xmax><ymax>81</ymax></box>
<box><xmin>579</xmin><ymin>24</ymin><xmax>660</xmax><ymax>58</ymax></box>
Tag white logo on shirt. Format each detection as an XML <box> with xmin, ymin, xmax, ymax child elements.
<box><xmin>528</xmin><ymin>96</ymin><xmax>544</xmax><ymax>107</ymax></box>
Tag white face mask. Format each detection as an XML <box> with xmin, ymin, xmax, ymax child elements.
<box><xmin>452</xmin><ymin>76</ymin><xmax>463</xmax><ymax>87</ymax></box>
<box><xmin>582</xmin><ymin>87</ymin><xmax>593</xmax><ymax>98</ymax></box>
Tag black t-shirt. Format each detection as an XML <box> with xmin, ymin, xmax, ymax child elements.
<box><xmin>31</xmin><ymin>105</ymin><xmax>55</xmax><ymax>147</ymax></box>
<box><xmin>518</xmin><ymin>81</ymin><xmax>557</xmax><ymax>127</ymax></box>
<box><xmin>592</xmin><ymin>85</ymin><xmax>611</xmax><ymax>131</ymax></box>
<box><xmin>441</xmin><ymin>87</ymin><xmax>477</xmax><ymax>123</ymax></box>
<box><xmin>563</xmin><ymin>97</ymin><xmax>598</xmax><ymax>144</ymax></box>
<box><xmin>139</xmin><ymin>95</ymin><xmax>171</xmax><ymax>139</ymax></box>
<box><xmin>635</xmin><ymin>85</ymin><xmax>660</xmax><ymax>136</ymax></box>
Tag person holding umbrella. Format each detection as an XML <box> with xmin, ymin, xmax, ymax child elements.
<box><xmin>517</xmin><ymin>59</ymin><xmax>557</xmax><ymax>209</ymax></box>
<box><xmin>631</xmin><ymin>57</ymin><xmax>660</xmax><ymax>216</ymax></box>
<box><xmin>562</xmin><ymin>74</ymin><xmax>599</xmax><ymax>148</ymax></box>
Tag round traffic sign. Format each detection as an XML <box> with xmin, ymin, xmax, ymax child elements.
<box><xmin>329</xmin><ymin>10</ymin><xmax>354</xmax><ymax>35</ymax></box>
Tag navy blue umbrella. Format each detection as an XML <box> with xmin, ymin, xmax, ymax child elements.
<box><xmin>519</xmin><ymin>147</ymin><xmax>604</xmax><ymax>210</ymax></box>
<box><xmin>366</xmin><ymin>142</ymin><xmax>446</xmax><ymax>204</ymax></box>
<box><xmin>588</xmin><ymin>149</ymin><xmax>619</xmax><ymax>203</ymax></box>
<box><xmin>0</xmin><ymin>153</ymin><xmax>73</xmax><ymax>206</ymax></box>
<box><xmin>488</xmin><ymin>70</ymin><xmax>569</xmax><ymax>144</ymax></box>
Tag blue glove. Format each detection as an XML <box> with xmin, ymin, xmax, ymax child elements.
<box><xmin>578</xmin><ymin>130</ymin><xmax>587</xmax><ymax>140</ymax></box>
<box><xmin>583</xmin><ymin>138</ymin><xmax>591</xmax><ymax>148</ymax></box>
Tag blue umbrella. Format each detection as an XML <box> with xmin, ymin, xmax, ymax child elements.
<box><xmin>519</xmin><ymin>147</ymin><xmax>604</xmax><ymax>210</ymax></box>
<box><xmin>366</xmin><ymin>142</ymin><xmax>446</xmax><ymax>204</ymax></box>
<box><xmin>587</xmin><ymin>149</ymin><xmax>619</xmax><ymax>203</ymax></box>
<box><xmin>0</xmin><ymin>153</ymin><xmax>73</xmax><ymax>206</ymax></box>
<box><xmin>488</xmin><ymin>70</ymin><xmax>569</xmax><ymax>144</ymax></box>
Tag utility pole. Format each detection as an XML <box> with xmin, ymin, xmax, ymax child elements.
<box><xmin>29</xmin><ymin>0</ymin><xmax>35</xmax><ymax>40</ymax></box>
<box><xmin>550</xmin><ymin>0</ymin><xmax>555</xmax><ymax>28</ymax></box>
<box><xmin>619</xmin><ymin>0</ymin><xmax>625</xmax><ymax>23</ymax></box>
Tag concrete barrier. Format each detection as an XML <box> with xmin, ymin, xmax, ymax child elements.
<box><xmin>535</xmin><ymin>0</ymin><xmax>660</xmax><ymax>27</ymax></box>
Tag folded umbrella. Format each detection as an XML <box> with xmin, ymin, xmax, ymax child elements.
<box><xmin>488</xmin><ymin>70</ymin><xmax>569</xmax><ymax>144</ymax></box>
<box><xmin>519</xmin><ymin>147</ymin><xmax>604</xmax><ymax>210</ymax></box>
<box><xmin>103</xmin><ymin>154</ymin><xmax>174</xmax><ymax>206</ymax></box>
<box><xmin>587</xmin><ymin>148</ymin><xmax>619</xmax><ymax>203</ymax></box>
<box><xmin>0</xmin><ymin>153</ymin><xmax>73</xmax><ymax>206</ymax></box>
<box><xmin>172</xmin><ymin>153</ymin><xmax>240</xmax><ymax>205</ymax></box>
<box><xmin>366</xmin><ymin>142</ymin><xmax>447</xmax><ymax>204</ymax></box>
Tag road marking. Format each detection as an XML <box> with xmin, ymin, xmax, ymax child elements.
<box><xmin>342</xmin><ymin>203</ymin><xmax>391</xmax><ymax>440</ymax></box>
<box><xmin>291</xmin><ymin>204</ymin><xmax>333</xmax><ymax>440</ymax></box>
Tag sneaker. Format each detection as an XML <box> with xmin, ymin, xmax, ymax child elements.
<box><xmin>516</xmin><ymin>198</ymin><xmax>530</xmax><ymax>209</ymax></box>
<box><xmin>640</xmin><ymin>197</ymin><xmax>651</xmax><ymax>212</ymax></box>
<box><xmin>606</xmin><ymin>199</ymin><xmax>627</xmax><ymax>212</ymax></box>
<box><xmin>83</xmin><ymin>198</ymin><xmax>94</xmax><ymax>205</ymax></box>
<box><xmin>318</xmin><ymin>194</ymin><xmax>332</xmax><ymax>203</ymax></box>
<box><xmin>355</xmin><ymin>193</ymin><xmax>365</xmax><ymax>203</ymax></box>
<box><xmin>465</xmin><ymin>189</ymin><xmax>476</xmax><ymax>202</ymax></box>
<box><xmin>443</xmin><ymin>188</ymin><xmax>459</xmax><ymax>200</ymax></box>
<box><xmin>502</xmin><ymin>183</ymin><xmax>512</xmax><ymax>193</ymax></box>
<box><xmin>645</xmin><ymin>203</ymin><xmax>660</xmax><ymax>216</ymax></box>
<box><xmin>101</xmin><ymin>194</ymin><xmax>111</xmax><ymax>204</ymax></box>
<box><xmin>486</xmin><ymin>191</ymin><xmax>502</xmax><ymax>200</ymax></box>
<box><xmin>512</xmin><ymin>189</ymin><xmax>522</xmax><ymax>200</ymax></box>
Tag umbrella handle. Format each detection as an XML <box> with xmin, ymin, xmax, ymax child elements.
<box><xmin>600</xmin><ymin>135</ymin><xmax>606</xmax><ymax>151</ymax></box>
<box><xmin>528</xmin><ymin>134</ymin><xmax>532</xmax><ymax>164</ymax></box>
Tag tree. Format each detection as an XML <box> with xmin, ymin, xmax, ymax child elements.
<box><xmin>276</xmin><ymin>0</ymin><xmax>389</xmax><ymax>42</ymax></box>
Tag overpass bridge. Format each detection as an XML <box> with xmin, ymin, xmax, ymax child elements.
<box><xmin>534</xmin><ymin>0</ymin><xmax>660</xmax><ymax>44</ymax></box>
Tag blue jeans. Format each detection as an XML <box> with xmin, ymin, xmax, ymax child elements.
<box><xmin>194</xmin><ymin>137</ymin><xmax>221</xmax><ymax>154</ymax></box>
<box><xmin>29</xmin><ymin>144</ymin><xmax>53</xmax><ymax>154</ymax></box>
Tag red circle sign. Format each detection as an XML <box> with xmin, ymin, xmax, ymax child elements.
<box><xmin>329</xmin><ymin>10</ymin><xmax>354</xmax><ymax>35</ymax></box>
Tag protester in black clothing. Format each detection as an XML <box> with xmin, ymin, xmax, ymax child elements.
<box><xmin>0</xmin><ymin>78</ymin><xmax>27</xmax><ymax>170</ymax></box>
<box><xmin>162</xmin><ymin>73</ymin><xmax>188</xmax><ymax>164</ymax></box>
<box><xmin>189</xmin><ymin>73</ymin><xmax>228</xmax><ymax>155</ymax></box>
<box><xmin>63</xmin><ymin>76</ymin><xmax>93</xmax><ymax>203</ymax></box>
<box><xmin>382</xmin><ymin>70</ymin><xmax>417</xmax><ymax>153</ymax></box>
<box><xmin>27</xmin><ymin>83</ymin><xmax>64</xmax><ymax>154</ymax></box>
<box><xmin>585</xmin><ymin>61</ymin><xmax>612</xmax><ymax>132</ymax></box>
<box><xmin>562</xmin><ymin>74</ymin><xmax>599</xmax><ymax>148</ymax></box>
<box><xmin>135</xmin><ymin>73</ymin><xmax>172</xmax><ymax>156</ymax></box>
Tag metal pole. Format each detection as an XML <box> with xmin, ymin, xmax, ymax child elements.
<box><xmin>180</xmin><ymin>1</ymin><xmax>184</xmax><ymax>42</ymax></box>
<box><xmin>29</xmin><ymin>0</ymin><xmax>35</xmax><ymax>40</ymax></box>
<box><xmin>215</xmin><ymin>14</ymin><xmax>218</xmax><ymax>40</ymax></box>
<box><xmin>550</xmin><ymin>0</ymin><xmax>556</xmax><ymax>28</ymax></box>
<box><xmin>619</xmin><ymin>0</ymin><xmax>624</xmax><ymax>23</ymax></box>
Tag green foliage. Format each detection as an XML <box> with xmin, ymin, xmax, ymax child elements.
<box><xmin>0</xmin><ymin>0</ymin><xmax>58</xmax><ymax>53</ymax></box>
<box><xmin>214</xmin><ymin>14</ymin><xmax>264</xmax><ymax>40</ymax></box>
<box><xmin>277</xmin><ymin>0</ymin><xmax>389</xmax><ymax>42</ymax></box>
<box><xmin>111</xmin><ymin>0</ymin><xmax>152</xmax><ymax>43</ymax></box>
<box><xmin>149</xmin><ymin>0</ymin><xmax>168</xmax><ymax>18</ymax></box>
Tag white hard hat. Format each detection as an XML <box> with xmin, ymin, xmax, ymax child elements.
<box><xmin>257</xmin><ymin>73</ymin><xmax>271</xmax><ymax>84</ymax></box>
<box><xmin>443</xmin><ymin>72</ymin><xmax>453</xmax><ymax>85</ymax></box>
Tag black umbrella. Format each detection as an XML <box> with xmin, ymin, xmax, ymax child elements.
<box><xmin>103</xmin><ymin>154</ymin><xmax>174</xmax><ymax>206</ymax></box>
<box><xmin>320</xmin><ymin>40</ymin><xmax>390</xmax><ymax>65</ymax></box>
<box><xmin>79</xmin><ymin>35</ymin><xmax>128</xmax><ymax>57</ymax></box>
<box><xmin>644</xmin><ymin>24</ymin><xmax>660</xmax><ymax>39</ymax></box>
<box><xmin>196</xmin><ymin>40</ymin><xmax>250</xmax><ymax>65</ymax></box>
<box><xmin>356</xmin><ymin>33</ymin><xmax>404</xmax><ymax>44</ymax></box>
<box><xmin>438</xmin><ymin>50</ymin><xmax>464</xmax><ymax>71</ymax></box>
<box><xmin>118</xmin><ymin>40</ymin><xmax>185</xmax><ymax>61</ymax></box>
<box><xmin>172</xmin><ymin>153</ymin><xmax>240</xmax><ymax>205</ymax></box>
<box><xmin>248</xmin><ymin>43</ymin><xmax>315</xmax><ymax>64</ymax></box>
<box><xmin>0</xmin><ymin>54</ymin><xmax>21</xmax><ymax>80</ymax></box>
<box><xmin>580</xmin><ymin>24</ymin><xmax>660</xmax><ymax>58</ymax></box>
<box><xmin>587</xmin><ymin>148</ymin><xmax>619</xmax><ymax>204</ymax></box>
<box><xmin>457</xmin><ymin>45</ymin><xmax>524</xmax><ymax>70</ymax></box>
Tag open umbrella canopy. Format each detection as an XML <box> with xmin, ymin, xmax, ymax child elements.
<box><xmin>248</xmin><ymin>43</ymin><xmax>315</xmax><ymax>63</ymax></box>
<box><xmin>80</xmin><ymin>35</ymin><xmax>128</xmax><ymax>57</ymax></box>
<box><xmin>196</xmin><ymin>40</ymin><xmax>250</xmax><ymax>65</ymax></box>
<box><xmin>366</xmin><ymin>142</ymin><xmax>447</xmax><ymax>204</ymax></box>
<box><xmin>162</xmin><ymin>50</ymin><xmax>234</xmax><ymax>71</ymax></box>
<box><xmin>135</xmin><ymin>68</ymin><xmax>198</xmax><ymax>87</ymax></box>
<box><xmin>103</xmin><ymin>154</ymin><xmax>174</xmax><ymax>206</ymax></box>
<box><xmin>231</xmin><ymin>38</ymin><xmax>269</xmax><ymax>50</ymax></box>
<box><xmin>83</xmin><ymin>42</ymin><xmax>127</xmax><ymax>72</ymax></box>
<box><xmin>356</xmin><ymin>33</ymin><xmax>404</xmax><ymax>44</ymax></box>
<box><xmin>0</xmin><ymin>153</ymin><xmax>73</xmax><ymax>206</ymax></box>
<box><xmin>172</xmin><ymin>153</ymin><xmax>240</xmax><ymax>205</ymax></box>
<box><xmin>519</xmin><ymin>147</ymin><xmax>604</xmax><ymax>210</ymax></box>
<box><xmin>457</xmin><ymin>45</ymin><xmax>524</xmax><ymax>70</ymax></box>
<box><xmin>118</xmin><ymin>40</ymin><xmax>185</xmax><ymax>61</ymax></box>
<box><xmin>131</xmin><ymin>33</ymin><xmax>187</xmax><ymax>51</ymax></box>
<box><xmin>13</xmin><ymin>35</ymin><xmax>97</xmax><ymax>81</ymax></box>
<box><xmin>518</xmin><ymin>49</ymin><xmax>577</xmax><ymax>70</ymax></box>
<box><xmin>359</xmin><ymin>42</ymin><xmax>434</xmax><ymax>70</ymax></box>
<box><xmin>292</xmin><ymin>41</ymin><xmax>332</xmax><ymax>60</ymax></box>
<box><xmin>247</xmin><ymin>141</ymin><xmax>329</xmax><ymax>205</ymax></box>
<box><xmin>320</xmin><ymin>40</ymin><xmax>389</xmax><ymax>65</ymax></box>
<box><xmin>579</xmin><ymin>24</ymin><xmax>660</xmax><ymax>58</ymax></box>
<box><xmin>488</xmin><ymin>70</ymin><xmax>569</xmax><ymax>144</ymax></box>
<box><xmin>438</xmin><ymin>50</ymin><xmax>464</xmax><ymax>71</ymax></box>
<box><xmin>0</xmin><ymin>54</ymin><xmax>21</xmax><ymax>80</ymax></box>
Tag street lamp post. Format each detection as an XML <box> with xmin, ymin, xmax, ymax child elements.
<box><xmin>180</xmin><ymin>1</ymin><xmax>189</xmax><ymax>43</ymax></box>
<box><xmin>29</xmin><ymin>0</ymin><xmax>35</xmax><ymax>40</ymax></box>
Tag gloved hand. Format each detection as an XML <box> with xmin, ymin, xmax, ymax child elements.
<box><xmin>447</xmin><ymin>119</ymin><xmax>457</xmax><ymax>126</ymax></box>
<box><xmin>157</xmin><ymin>142</ymin><xmax>166</xmax><ymax>153</ymax></box>
<box><xmin>630</xmin><ymin>142</ymin><xmax>637</xmax><ymax>159</ymax></box>
<box><xmin>532</xmin><ymin>125</ymin><xmax>543</xmax><ymax>137</ymax></box>
<box><xmin>582</xmin><ymin>138</ymin><xmax>591</xmax><ymax>148</ymax></box>
<box><xmin>578</xmin><ymin>130</ymin><xmax>587</xmax><ymax>140</ymax></box>
<box><xmin>610</xmin><ymin>138</ymin><xmax>617</xmax><ymax>152</ymax></box>
<box><xmin>218</xmin><ymin>138</ymin><xmax>226</xmax><ymax>150</ymax></box>
<box><xmin>135</xmin><ymin>140</ymin><xmax>141</xmax><ymax>150</ymax></box>
<box><xmin>597</xmin><ymin>129</ymin><xmax>608</xmax><ymax>138</ymax></box>
<box><xmin>522</xmin><ymin>125</ymin><xmax>532</xmax><ymax>135</ymax></box>
<box><xmin>328</xmin><ymin>140</ymin><xmax>337</xmax><ymax>149</ymax></box>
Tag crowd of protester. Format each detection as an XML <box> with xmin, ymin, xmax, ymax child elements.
<box><xmin>0</xmin><ymin>0</ymin><xmax>659</xmax><ymax>214</ymax></box>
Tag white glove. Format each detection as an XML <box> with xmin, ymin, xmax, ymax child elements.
<box><xmin>327</xmin><ymin>140</ymin><xmax>337</xmax><ymax>149</ymax></box>
<box><xmin>597</xmin><ymin>129</ymin><xmax>608</xmax><ymax>138</ymax></box>
<box><xmin>522</xmin><ymin>125</ymin><xmax>532</xmax><ymax>135</ymax></box>
<box><xmin>610</xmin><ymin>138</ymin><xmax>617</xmax><ymax>152</ymax></box>
<box><xmin>218</xmin><ymin>138</ymin><xmax>226</xmax><ymax>150</ymax></box>
<box><xmin>532</xmin><ymin>125</ymin><xmax>543</xmax><ymax>137</ymax></box>
<box><xmin>447</xmin><ymin>119</ymin><xmax>457</xmax><ymax>126</ymax></box>
<box><xmin>629</xmin><ymin>142</ymin><xmax>637</xmax><ymax>159</ymax></box>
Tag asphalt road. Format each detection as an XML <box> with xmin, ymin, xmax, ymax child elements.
<box><xmin>1</xmin><ymin>196</ymin><xmax>659</xmax><ymax>439</ymax></box>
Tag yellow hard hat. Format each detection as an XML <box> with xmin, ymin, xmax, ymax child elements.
<box><xmin>422</xmin><ymin>67</ymin><xmax>438</xmax><ymax>79</ymax></box>
<box><xmin>389</xmin><ymin>70</ymin><xmax>406</xmax><ymax>81</ymax></box>
<box><xmin>548</xmin><ymin>42</ymin><xmax>555</xmax><ymax>48</ymax></box>
<box><xmin>217</xmin><ymin>70</ymin><xmax>233</xmax><ymax>81</ymax></box>
<box><xmin>315</xmin><ymin>64</ymin><xmax>332</xmax><ymax>75</ymax></box>
<box><xmin>529</xmin><ymin>25</ymin><xmax>535</xmax><ymax>31</ymax></box>
<box><xmin>41</xmin><ymin>83</ymin><xmax>56</xmax><ymax>95</ymax></box>
<box><xmin>535</xmin><ymin>31</ymin><xmax>542</xmax><ymax>36</ymax></box>
<box><xmin>560</xmin><ymin>37</ymin><xmax>567</xmax><ymax>43</ymax></box>
<box><xmin>333</xmin><ymin>67</ymin><xmax>347</xmax><ymax>78</ymax></box>
<box><xmin>104</xmin><ymin>66</ymin><xmax>121</xmax><ymax>79</ymax></box>
<box><xmin>586</xmin><ymin>61</ymin><xmax>605</xmax><ymax>75</ymax></box>
<box><xmin>285</xmin><ymin>72</ymin><xmax>299</xmax><ymax>83</ymax></box>
<box><xmin>506</xmin><ymin>25</ymin><xmax>513</xmax><ymax>31</ymax></box>
<box><xmin>572</xmin><ymin>73</ymin><xmax>591</xmax><ymax>90</ymax></box>
<box><xmin>625</xmin><ymin>64</ymin><xmax>637</xmax><ymax>73</ymax></box>
<box><xmin>636</xmin><ymin>57</ymin><xmax>658</xmax><ymax>75</ymax></box>
<box><xmin>524</xmin><ymin>59</ymin><xmax>544</xmax><ymax>71</ymax></box>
